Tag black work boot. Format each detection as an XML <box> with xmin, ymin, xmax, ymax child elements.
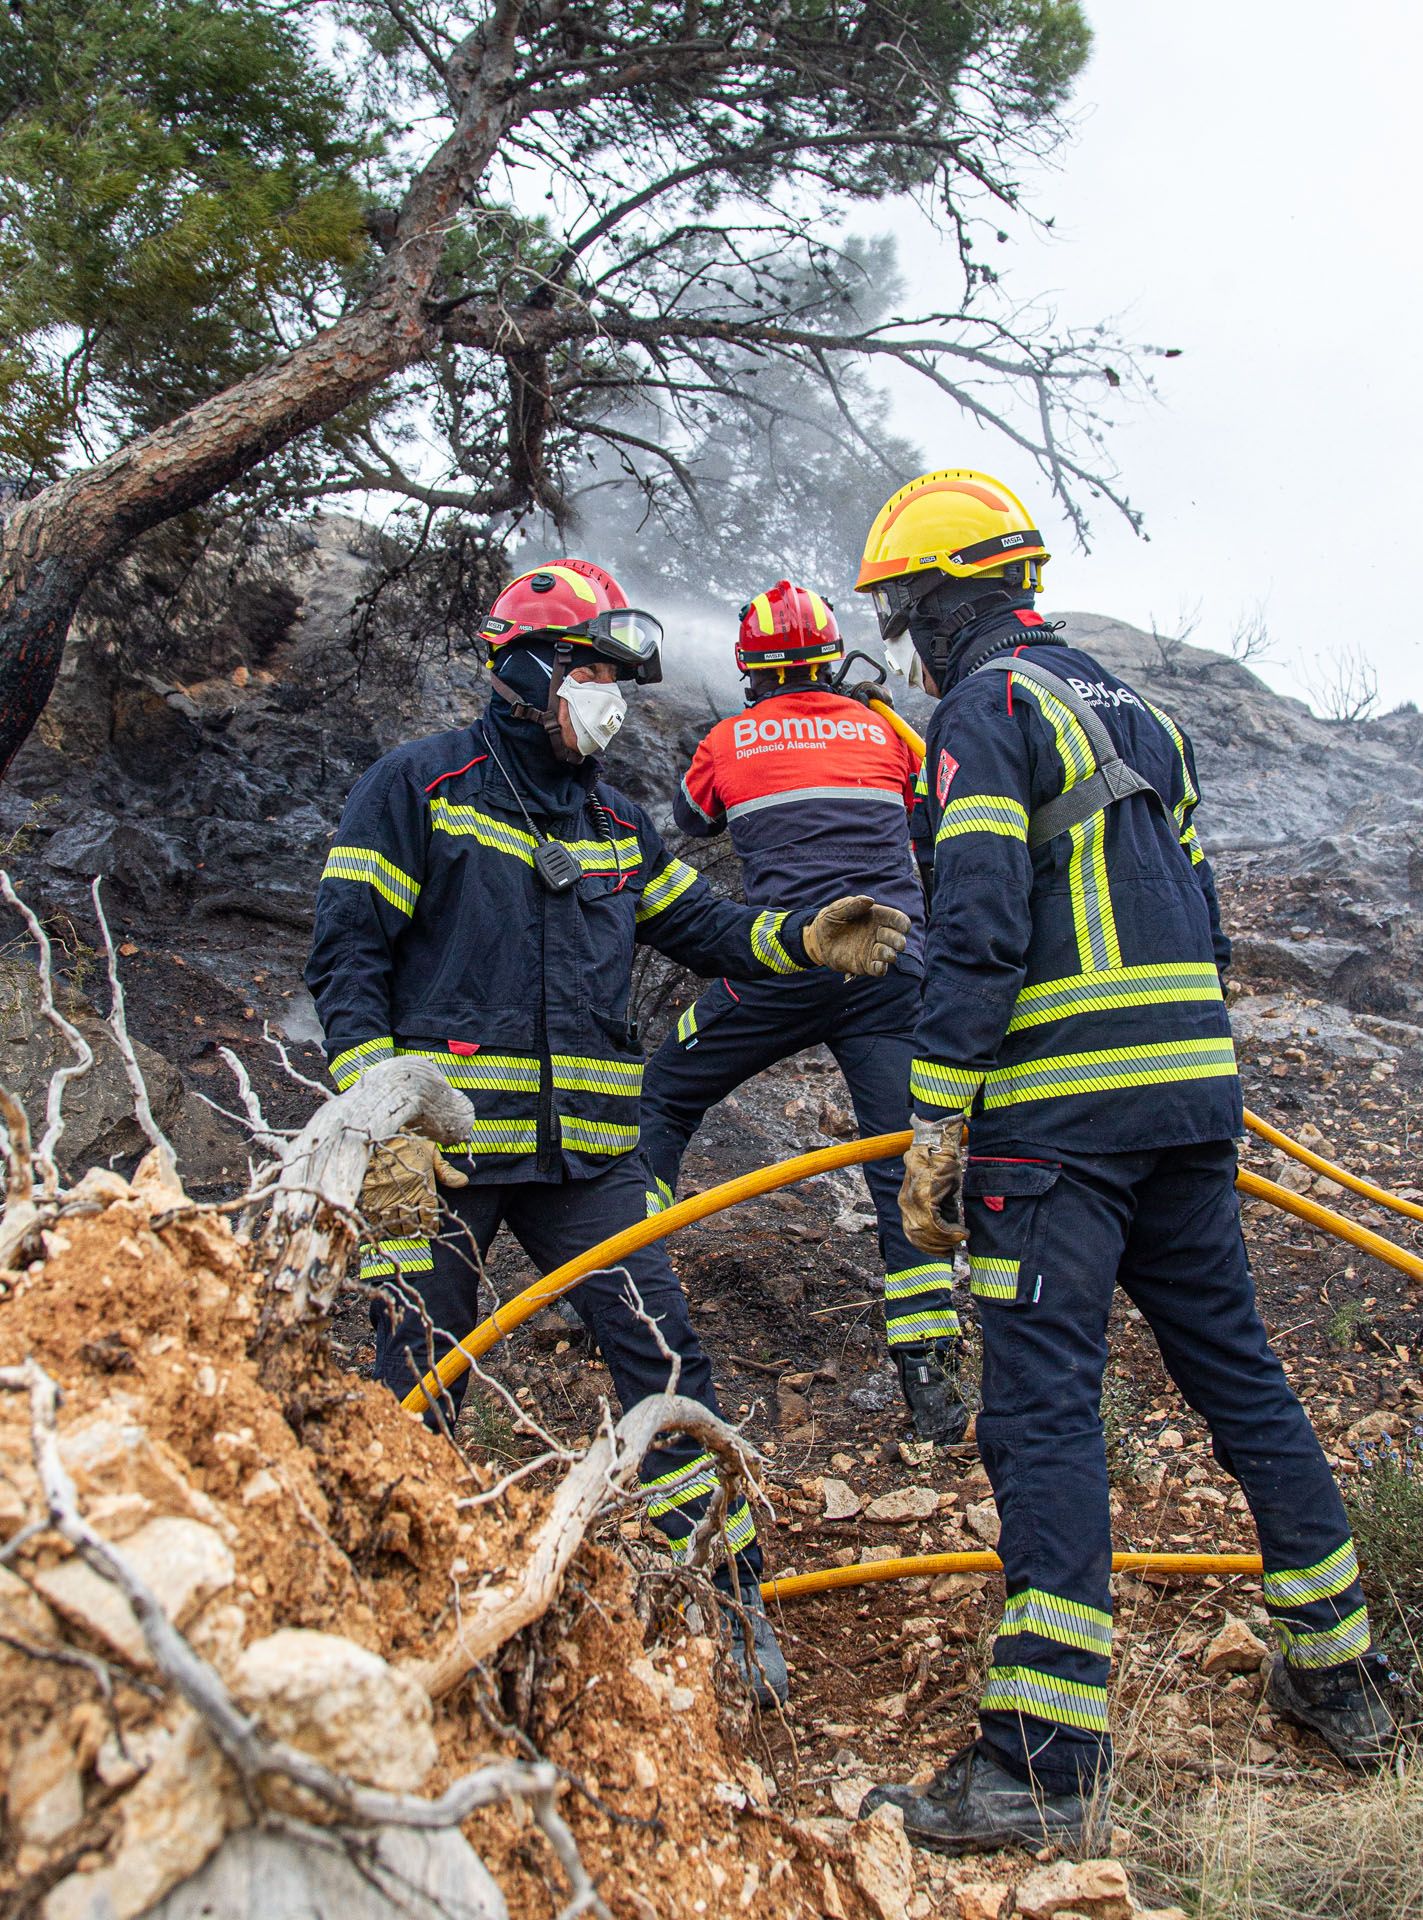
<box><xmin>1266</xmin><ymin>1650</ymin><xmax>1404</xmax><ymax>1769</ymax></box>
<box><xmin>721</xmin><ymin>1582</ymin><xmax>789</xmax><ymax>1707</ymax></box>
<box><xmin>894</xmin><ymin>1340</ymin><xmax>969</xmax><ymax>1445</ymax></box>
<box><xmin>860</xmin><ymin>1741</ymin><xmax>1104</xmax><ymax>1856</ymax></box>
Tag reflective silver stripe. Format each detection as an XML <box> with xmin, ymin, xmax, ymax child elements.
<box><xmin>725</xmin><ymin>784</ymin><xmax>907</xmax><ymax>821</ymax></box>
<box><xmin>678</xmin><ymin>776</ymin><xmax>719</xmax><ymax>826</ymax></box>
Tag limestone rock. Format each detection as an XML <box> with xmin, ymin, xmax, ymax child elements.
<box><xmin>1013</xmin><ymin>1858</ymin><xmax>1132</xmax><ymax>1920</ymax></box>
<box><xmin>1200</xmin><ymin>1616</ymin><xmax>1269</xmax><ymax>1676</ymax></box>
<box><xmin>849</xmin><ymin>1802</ymin><xmax>914</xmax><ymax>1920</ymax></box>
<box><xmin>954</xmin><ymin>1884</ymin><xmax>1012</xmax><ymax>1920</ymax></box>
<box><xmin>59</xmin><ymin>1410</ymin><xmax>236</xmax><ymax>1542</ymax></box>
<box><xmin>133</xmin><ymin>1824</ymin><xmax>508</xmax><ymax>1920</ymax></box>
<box><xmin>35</xmin><ymin>1516</ymin><xmax>235</xmax><ymax>1665</ymax></box>
<box><xmin>863</xmin><ymin>1485</ymin><xmax>940</xmax><ymax>1525</ymax></box>
<box><xmin>233</xmin><ymin>1630</ymin><xmax>438</xmax><ymax>1791</ymax></box>
<box><xmin>819</xmin><ymin>1476</ymin><xmax>862</xmax><ymax>1520</ymax></box>
<box><xmin>44</xmin><ymin>1711</ymin><xmax>237</xmax><ymax>1920</ymax></box>
<box><xmin>830</xmin><ymin>1775</ymin><xmax>873</xmax><ymax>1818</ymax></box>
<box><xmin>1345</xmin><ymin>1409</ymin><xmax>1409</xmax><ymax>1449</ymax></box>
<box><xmin>964</xmin><ymin>1498</ymin><xmax>1001</xmax><ymax>1547</ymax></box>
<box><xmin>7</xmin><ymin>1720</ymin><xmax>84</xmax><ymax>1845</ymax></box>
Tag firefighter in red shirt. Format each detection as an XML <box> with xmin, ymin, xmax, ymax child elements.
<box><xmin>640</xmin><ymin>580</ymin><xmax>967</xmax><ymax>1442</ymax></box>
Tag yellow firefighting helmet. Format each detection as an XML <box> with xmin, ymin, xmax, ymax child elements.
<box><xmin>856</xmin><ymin>470</ymin><xmax>1050</xmax><ymax>629</ymax></box>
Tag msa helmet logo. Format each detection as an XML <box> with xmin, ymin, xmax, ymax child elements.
<box><xmin>1001</xmin><ymin>533</ymin><xmax>1025</xmax><ymax>548</ymax></box>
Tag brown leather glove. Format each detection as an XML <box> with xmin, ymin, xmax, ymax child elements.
<box><xmin>898</xmin><ymin>1116</ymin><xmax>967</xmax><ymax>1255</ymax></box>
<box><xmin>841</xmin><ymin>679</ymin><xmax>893</xmax><ymax>710</ymax></box>
<box><xmin>803</xmin><ymin>895</ymin><xmax>911</xmax><ymax>977</ymax></box>
<box><xmin>359</xmin><ymin>1134</ymin><xmax>468</xmax><ymax>1240</ymax></box>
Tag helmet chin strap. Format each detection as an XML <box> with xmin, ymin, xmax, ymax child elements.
<box><xmin>489</xmin><ymin>645</ymin><xmax>586</xmax><ymax>763</ymax></box>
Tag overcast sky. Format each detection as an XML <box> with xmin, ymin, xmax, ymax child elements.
<box><xmin>875</xmin><ymin>0</ymin><xmax>1422</xmax><ymax>712</ymax></box>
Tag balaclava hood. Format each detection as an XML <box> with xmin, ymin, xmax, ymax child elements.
<box><xmin>906</xmin><ymin>573</ymin><xmax>1041</xmax><ymax>690</ymax></box>
<box><xmin>484</xmin><ymin>643</ymin><xmax>597</xmax><ymax>817</ymax></box>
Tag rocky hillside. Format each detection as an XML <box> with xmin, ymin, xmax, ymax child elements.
<box><xmin>3</xmin><ymin>520</ymin><xmax>1422</xmax><ymax>1919</ymax></box>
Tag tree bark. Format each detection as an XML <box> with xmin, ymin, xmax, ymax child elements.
<box><xmin>0</xmin><ymin>2</ymin><xmax>526</xmax><ymax>779</ymax></box>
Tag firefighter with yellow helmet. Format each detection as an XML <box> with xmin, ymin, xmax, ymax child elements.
<box><xmin>853</xmin><ymin>472</ymin><xmax>1399</xmax><ymax>1851</ymax></box>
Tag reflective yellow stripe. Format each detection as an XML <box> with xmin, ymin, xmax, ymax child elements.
<box><xmin>440</xmin><ymin>1118</ymin><xmax>539</xmax><ymax>1154</ymax></box>
<box><xmin>1007</xmin><ymin>962</ymin><xmax>1223</xmax><ymax>1033</ymax></box>
<box><xmin>969</xmin><ymin>1255</ymin><xmax>1019</xmax><ymax>1301</ymax></box>
<box><xmin>330</xmin><ymin>1037</ymin><xmax>394</xmax><ymax>1090</ymax></box>
<box><xmin>1144</xmin><ymin>700</ymin><xmax>1198</xmax><ymax>831</ymax></box>
<box><xmin>360</xmin><ymin>1236</ymin><xmax>434</xmax><ymax>1278</ymax></box>
<box><xmin>724</xmin><ymin>1500</ymin><xmax>757</xmax><ymax>1552</ymax></box>
<box><xmin>981</xmin><ymin>1664</ymin><xmax>1108</xmax><ymax>1732</ymax></box>
<box><xmin>751</xmin><ymin>910</ymin><xmax>800</xmax><ymax>975</ymax></box>
<box><xmin>676</xmin><ymin>1004</ymin><xmax>698</xmax><ymax>1044</ymax></box>
<box><xmin>1016</xmin><ymin>678</ymin><xmax>1094</xmax><ymax>792</ymax></box>
<box><xmin>427</xmin><ymin>801</ymin><xmax>636</xmax><ymax>877</ymax></box>
<box><xmin>429</xmin><ymin>798</ymin><xmax>538</xmax><ymax>864</ymax></box>
<box><xmin>559</xmin><ymin>834</ymin><xmax>642</xmax><ymax>872</ymax></box>
<box><xmin>1181</xmin><ymin>822</ymin><xmax>1205</xmax><ymax>866</ymax></box>
<box><xmin>884</xmin><ymin>1262</ymin><xmax>956</xmax><ymax>1300</ymax></box>
<box><xmin>886</xmin><ymin>1309</ymin><xmax>962</xmax><ymax>1344</ymax></box>
<box><xmin>1067</xmin><ymin>811</ymin><xmax>1121</xmax><ymax>972</ymax></box>
<box><xmin>1263</xmin><ymin>1541</ymin><xmax>1360</xmax><ymax>1609</ymax></box>
<box><xmin>913</xmin><ymin>764</ymin><xmax>928</xmax><ymax>800</ymax></box>
<box><xmin>395</xmin><ymin>1046</ymin><xmax>541</xmax><ymax>1092</ymax></box>
<box><xmin>910</xmin><ymin>1059</ymin><xmax>984</xmax><ymax>1112</ymax></box>
<box><xmin>935</xmin><ymin>794</ymin><xmax>1030</xmax><ymax>844</ymax></box>
<box><xmin>1276</xmin><ymin>1606</ymin><xmax>1371</xmax><ymax>1669</ymax></box>
<box><xmin>636</xmin><ymin>857</ymin><xmax>700</xmax><ymax>922</ymax></box>
<box><xmin>646</xmin><ymin>1176</ymin><xmax>674</xmax><ymax>1216</ymax></box>
<box><xmin>983</xmin><ymin>1037</ymin><xmax>1237</xmax><ymax>1109</ymax></box>
<box><xmin>322</xmin><ymin>846</ymin><xmax>420</xmax><ymax>914</ymax></box>
<box><xmin>560</xmin><ymin>1116</ymin><xmax>639</xmax><ymax>1155</ymax></box>
<box><xmin>1001</xmin><ymin>1588</ymin><xmax>1113</xmax><ymax>1656</ymax></box>
<box><xmin>551</xmin><ymin>1055</ymin><xmax>644</xmax><ymax>1096</ymax></box>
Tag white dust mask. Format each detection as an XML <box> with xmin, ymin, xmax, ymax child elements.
<box><xmin>561</xmin><ymin>678</ymin><xmax>627</xmax><ymax>756</ymax></box>
<box><xmin>883</xmin><ymin>633</ymin><xmax>927</xmax><ymax>691</ymax></box>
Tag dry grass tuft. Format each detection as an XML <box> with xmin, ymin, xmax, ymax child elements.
<box><xmin>1125</xmin><ymin>1762</ymin><xmax>1423</xmax><ymax>1919</ymax></box>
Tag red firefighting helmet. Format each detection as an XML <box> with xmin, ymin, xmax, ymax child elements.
<box><xmin>477</xmin><ymin>559</ymin><xmax>663</xmax><ymax>682</ymax></box>
<box><xmin>735</xmin><ymin>579</ymin><xmax>843</xmax><ymax>674</ymax></box>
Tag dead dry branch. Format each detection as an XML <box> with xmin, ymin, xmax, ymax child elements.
<box><xmin>410</xmin><ymin>1386</ymin><xmax>766</xmax><ymax>1701</ymax></box>
<box><xmin>262</xmin><ymin>1058</ymin><xmax>476</xmax><ymax>1320</ymax></box>
<box><xmin>0</xmin><ymin>1356</ymin><xmax>609</xmax><ymax>1920</ymax></box>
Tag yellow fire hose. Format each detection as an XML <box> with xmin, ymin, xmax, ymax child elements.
<box><xmin>1242</xmin><ymin>1108</ymin><xmax>1423</xmax><ymax>1224</ymax></box>
<box><xmin>761</xmin><ymin>1549</ymin><xmax>1264</xmax><ymax>1605</ymax></box>
<box><xmin>401</xmin><ymin>1133</ymin><xmax>1423</xmax><ymax>1414</ymax></box>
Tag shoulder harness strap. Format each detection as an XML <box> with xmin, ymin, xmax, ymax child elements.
<box><xmin>972</xmin><ymin>654</ymin><xmax>1169</xmax><ymax>849</ymax></box>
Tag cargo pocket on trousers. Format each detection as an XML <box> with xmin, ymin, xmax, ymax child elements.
<box><xmin>673</xmin><ymin>977</ymin><xmax>741</xmax><ymax>1050</ymax></box>
<box><xmin>961</xmin><ymin>1159</ymin><xmax>1061</xmax><ymax>1305</ymax></box>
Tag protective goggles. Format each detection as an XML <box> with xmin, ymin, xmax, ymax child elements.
<box><xmin>870</xmin><ymin>572</ymin><xmax>946</xmax><ymax>640</ymax></box>
<box><xmin>562</xmin><ymin>608</ymin><xmax>664</xmax><ymax>682</ymax></box>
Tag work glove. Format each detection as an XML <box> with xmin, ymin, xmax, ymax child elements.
<box><xmin>898</xmin><ymin>1114</ymin><xmax>967</xmax><ymax>1255</ymax></box>
<box><xmin>359</xmin><ymin>1133</ymin><xmax>467</xmax><ymax>1241</ymax></box>
<box><xmin>841</xmin><ymin>680</ymin><xmax>892</xmax><ymax>710</ymax></box>
<box><xmin>803</xmin><ymin>895</ymin><xmax>910</xmax><ymax>977</ymax></box>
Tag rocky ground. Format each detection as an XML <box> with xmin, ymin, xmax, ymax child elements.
<box><xmin>1</xmin><ymin>521</ymin><xmax>1420</xmax><ymax>1917</ymax></box>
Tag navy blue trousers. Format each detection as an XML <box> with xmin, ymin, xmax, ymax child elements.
<box><xmin>640</xmin><ymin>970</ymin><xmax>960</xmax><ymax>1349</ymax></box>
<box><xmin>966</xmin><ymin>1137</ymin><xmax>1371</xmax><ymax>1791</ymax></box>
<box><xmin>368</xmin><ymin>1151</ymin><xmax>759</xmax><ymax>1578</ymax></box>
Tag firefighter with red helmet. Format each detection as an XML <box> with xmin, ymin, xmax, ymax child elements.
<box><xmin>638</xmin><ymin>579</ymin><xmax>969</xmax><ymax>1445</ymax></box>
<box><xmin>306</xmin><ymin>558</ymin><xmax>910</xmax><ymax>1705</ymax></box>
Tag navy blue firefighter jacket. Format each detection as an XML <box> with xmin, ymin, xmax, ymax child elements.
<box><xmin>305</xmin><ymin>717</ymin><xmax>820</xmax><ymax>1183</ymax></box>
<box><xmin>911</xmin><ymin>612</ymin><xmax>1242</xmax><ymax>1156</ymax></box>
